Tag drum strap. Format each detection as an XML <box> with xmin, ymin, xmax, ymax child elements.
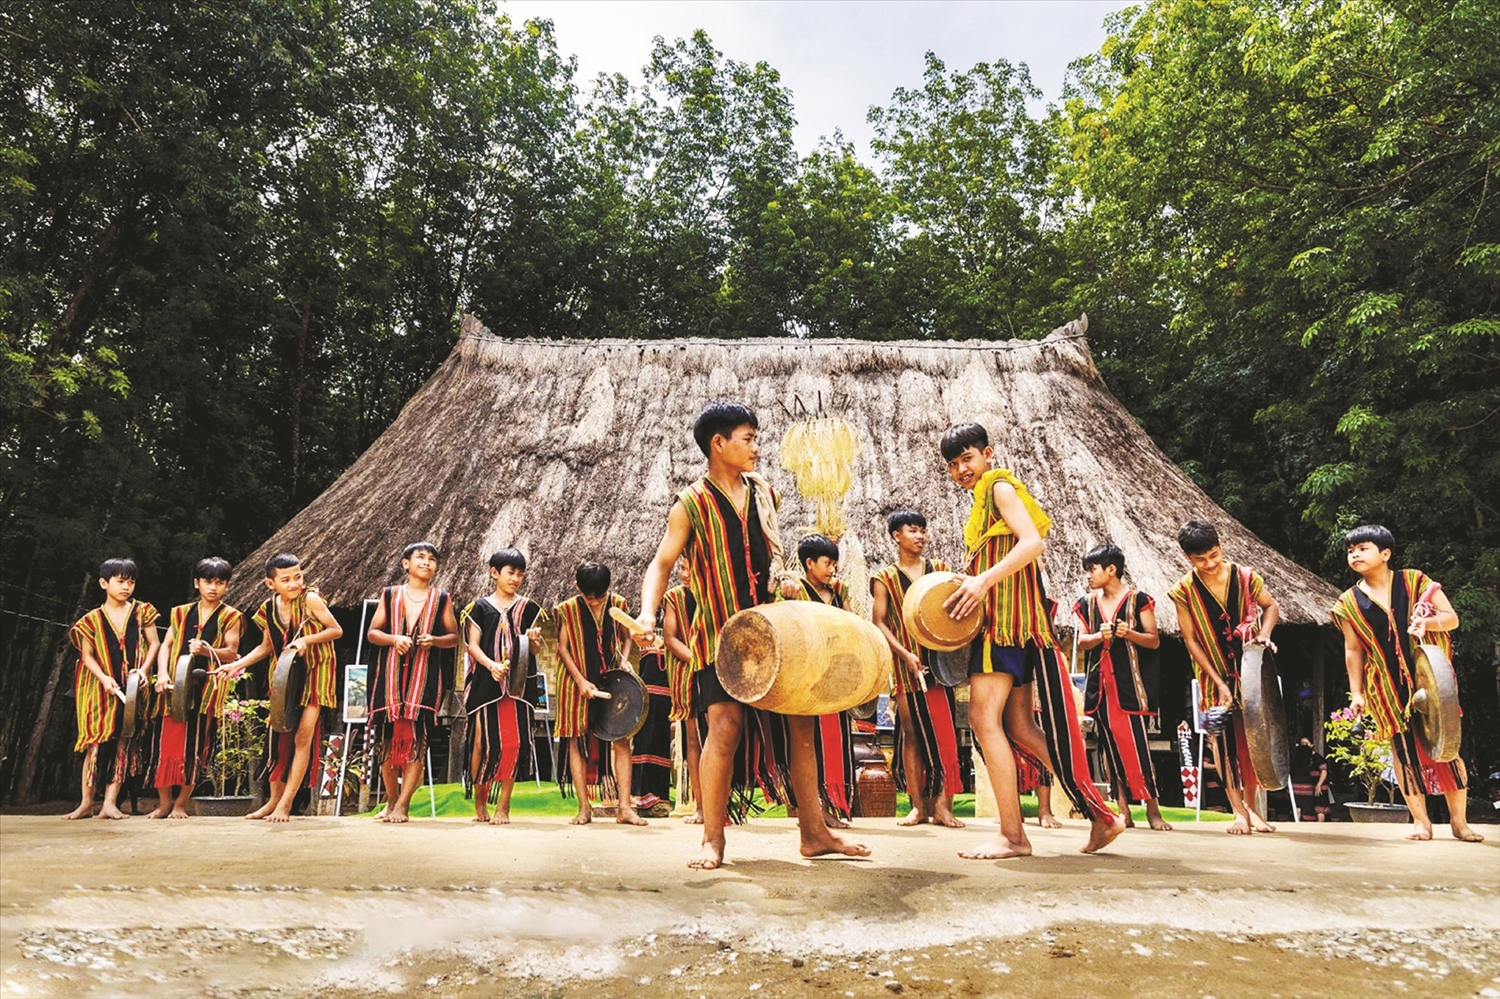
<box><xmin>1231</xmin><ymin>566</ymin><xmax>1258</xmax><ymax>643</ymax></box>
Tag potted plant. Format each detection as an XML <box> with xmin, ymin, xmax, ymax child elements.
<box><xmin>195</xmin><ymin>696</ymin><xmax>268</xmax><ymax>816</ymax></box>
<box><xmin>1324</xmin><ymin>707</ymin><xmax>1409</xmax><ymax>823</ymax></box>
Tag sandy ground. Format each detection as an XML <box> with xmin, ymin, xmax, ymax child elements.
<box><xmin>1</xmin><ymin>811</ymin><xmax>1497</xmax><ymax>999</ymax></box>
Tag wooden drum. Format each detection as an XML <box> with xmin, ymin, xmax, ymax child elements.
<box><xmin>716</xmin><ymin>601</ymin><xmax>890</xmax><ymax>716</ymax></box>
<box><xmin>901</xmin><ymin>571</ymin><xmax>982</xmax><ymax>652</ymax></box>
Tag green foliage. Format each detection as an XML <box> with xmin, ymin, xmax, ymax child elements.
<box><xmin>1324</xmin><ymin>707</ymin><xmax>1395</xmax><ymax>805</ymax></box>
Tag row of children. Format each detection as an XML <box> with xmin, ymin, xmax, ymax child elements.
<box><xmin>65</xmin><ymin>399</ymin><xmax>1482</xmax><ymax>857</ymax></box>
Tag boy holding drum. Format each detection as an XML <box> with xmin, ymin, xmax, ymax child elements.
<box><xmin>637</xmin><ymin>401</ymin><xmax>870</xmax><ymax>869</ymax></box>
<box><xmin>941</xmin><ymin>423</ymin><xmax>1124</xmax><ymax>858</ymax></box>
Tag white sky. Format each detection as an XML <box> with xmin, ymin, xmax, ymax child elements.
<box><xmin>501</xmin><ymin>0</ymin><xmax>1133</xmax><ymax>154</ymax></box>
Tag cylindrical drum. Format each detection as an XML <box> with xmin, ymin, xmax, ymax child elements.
<box><xmin>716</xmin><ymin>601</ymin><xmax>890</xmax><ymax>716</ymax></box>
<box><xmin>901</xmin><ymin>571</ymin><xmax>982</xmax><ymax>652</ymax></box>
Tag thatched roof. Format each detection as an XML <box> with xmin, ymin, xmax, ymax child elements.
<box><xmin>231</xmin><ymin>315</ymin><xmax>1340</xmax><ymax>633</ymax></box>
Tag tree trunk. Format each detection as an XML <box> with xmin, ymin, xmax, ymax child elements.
<box><xmin>13</xmin><ymin>466</ymin><xmax>127</xmax><ymax>804</ymax></box>
<box><xmin>14</xmin><ymin>573</ymin><xmax>91</xmax><ymax>804</ymax></box>
<box><xmin>288</xmin><ymin>284</ymin><xmax>313</xmax><ymax>499</ymax></box>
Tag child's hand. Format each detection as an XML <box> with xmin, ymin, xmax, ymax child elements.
<box><xmin>904</xmin><ymin>649</ymin><xmax>924</xmax><ymax>674</ymax></box>
<box><xmin>488</xmin><ymin>660</ymin><xmax>509</xmax><ymax>681</ymax></box>
<box><xmin>943</xmin><ymin>576</ymin><xmax>987</xmax><ymax>621</ymax></box>
<box><xmin>526</xmin><ymin>626</ymin><xmax>542</xmax><ymax>645</ymax></box>
<box><xmin>1099</xmin><ymin>621</ymin><xmax>1117</xmax><ymax>640</ymax></box>
<box><xmin>1406</xmin><ymin>618</ymin><xmax>1428</xmax><ymax>640</ymax></box>
<box><xmin>779</xmin><ymin>579</ymin><xmax>801</xmax><ymax>599</ymax></box>
<box><xmin>154</xmin><ymin>676</ymin><xmax>169</xmax><ymax>693</ymax></box>
<box><xmin>583</xmin><ymin>681</ymin><xmax>600</xmax><ymax>699</ymax></box>
<box><xmin>1348</xmin><ymin>691</ymin><xmax>1367</xmax><ymax>714</ymax></box>
<box><xmin>289</xmin><ymin>637</ymin><xmax>307</xmax><ymax>656</ymax></box>
<box><xmin>1213</xmin><ymin>679</ymin><xmax>1234</xmax><ymax>707</ymax></box>
<box><xmin>392</xmin><ymin>635</ymin><xmax>413</xmax><ymax>656</ymax></box>
<box><xmin>415</xmin><ymin>633</ymin><xmax>434</xmax><ymax>648</ymax></box>
<box><xmin>1253</xmin><ymin>633</ymin><xmax>1278</xmax><ymax>653</ymax></box>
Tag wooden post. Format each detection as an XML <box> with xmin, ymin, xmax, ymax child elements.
<box><xmin>1312</xmin><ymin>632</ymin><xmax>1327</xmax><ymax>754</ymax></box>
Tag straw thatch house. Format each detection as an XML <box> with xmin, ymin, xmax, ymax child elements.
<box><xmin>233</xmin><ymin>315</ymin><xmax>1344</xmax><ymax>798</ymax></box>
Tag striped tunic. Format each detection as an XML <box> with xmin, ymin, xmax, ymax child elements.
<box><xmin>677</xmin><ymin>476</ymin><xmax>777</xmax><ymax>671</ymax></box>
<box><xmin>164</xmin><ymin>602</ymin><xmax>245</xmax><ymax>719</ymax></box>
<box><xmin>964</xmin><ymin>469</ymin><xmax>1054</xmax><ymax>649</ymax></box>
<box><xmin>871</xmin><ymin>559</ymin><xmax>951</xmax><ymax>695</ymax></box>
<box><xmin>369</xmin><ymin>585</ymin><xmax>452</xmax><ymax>723</ymax></box>
<box><xmin>661</xmin><ymin>585</ymin><xmax>697</xmax><ymax>721</ymax></box>
<box><xmin>551</xmin><ymin>593</ymin><xmax>629</xmax><ymax>739</ymax></box>
<box><xmin>1331</xmin><ymin>569</ymin><xmax>1451</xmax><ymax>741</ymax></box>
<box><xmin>251</xmin><ymin>591</ymin><xmax>337</xmax><ymax>709</ymax></box>
<box><xmin>1167</xmin><ymin>565</ymin><xmax>1265</xmax><ymax>707</ymax></box>
<box><xmin>71</xmin><ymin>601</ymin><xmax>159</xmax><ymax>750</ymax></box>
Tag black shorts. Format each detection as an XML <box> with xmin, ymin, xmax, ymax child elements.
<box><xmin>691</xmin><ymin>666</ymin><xmax>740</xmax><ymax>718</ymax></box>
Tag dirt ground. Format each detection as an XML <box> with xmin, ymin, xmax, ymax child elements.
<box><xmin>1</xmin><ymin>810</ymin><xmax>1497</xmax><ymax>999</ymax></box>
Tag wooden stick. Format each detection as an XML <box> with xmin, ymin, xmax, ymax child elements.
<box><xmin>608</xmin><ymin>606</ymin><xmax>648</xmax><ymax>635</ymax></box>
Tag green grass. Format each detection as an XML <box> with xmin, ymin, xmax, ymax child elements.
<box><xmin>358</xmin><ymin>782</ymin><xmax>1232</xmax><ymax>823</ymax></box>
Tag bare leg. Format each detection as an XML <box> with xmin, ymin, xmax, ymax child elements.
<box><xmin>98</xmin><ymin>780</ymin><xmax>128</xmax><ymax>820</ymax></box>
<box><xmin>1003</xmin><ymin>688</ymin><xmax>1123</xmax><ymax>853</ymax></box>
<box><xmin>1115</xmin><ymin>786</ymin><xmax>1136</xmax><ymax>828</ymax></box>
<box><xmin>1443</xmin><ymin>788</ymin><xmax>1483</xmax><ymax>842</ymax></box>
<box><xmin>786</xmin><ymin>715</ymin><xmax>869</xmax><ymax>859</ymax></box>
<box><xmin>689</xmin><ymin>702</ymin><xmax>742</xmax><ymax>869</ymax></box>
<box><xmin>1035</xmin><ymin>783</ymin><xmax>1061</xmax><ymax>828</ymax></box>
<box><xmin>268</xmin><ymin>705</ymin><xmax>320</xmax><ymax>823</ymax></box>
<box><xmin>896</xmin><ymin>704</ymin><xmax>930</xmax><ymax>826</ymax></box>
<box><xmin>567</xmin><ymin>738</ymin><xmax>592</xmax><ymax>825</ymax></box>
<box><xmin>1403</xmin><ymin>786</ymin><xmax>1435</xmax><ymax>840</ymax></box>
<box><xmin>386</xmin><ymin>756</ymin><xmax>424</xmax><ymax>823</ymax></box>
<box><xmin>960</xmin><ymin>673</ymin><xmax>1029</xmax><ymax>859</ymax></box>
<box><xmin>491</xmin><ymin>777</ymin><xmax>515</xmax><ymax>825</ymax></box>
<box><xmin>683</xmin><ymin>720</ymin><xmax>704</xmax><ymax>824</ymax></box>
<box><xmin>146</xmin><ymin>785</ymin><xmax>170</xmax><ymax>819</ymax></box>
<box><xmin>613</xmin><ymin>739</ymin><xmax>647</xmax><ymax>825</ymax></box>
<box><xmin>470</xmin><ymin>739</ymin><xmax>489</xmax><ymax>822</ymax></box>
<box><xmin>378</xmin><ymin>758</ymin><xmax>401</xmax><ymax>822</ymax></box>
<box><xmin>66</xmin><ymin>763</ymin><xmax>96</xmax><ymax>820</ymax></box>
<box><xmin>248</xmin><ymin>780</ymin><xmax>284</xmax><ymax>820</ymax></box>
<box><xmin>169</xmin><ymin>784</ymin><xmax>193</xmax><ymax>818</ymax></box>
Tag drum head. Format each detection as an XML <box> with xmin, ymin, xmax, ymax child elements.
<box><xmin>507</xmin><ymin>634</ymin><xmax>534</xmax><ymax>699</ymax></box>
<box><xmin>269</xmin><ymin>649</ymin><xmax>306</xmax><ymax>733</ymax></box>
<box><xmin>121</xmin><ymin>671</ymin><xmax>143</xmax><ymax>740</ymax></box>
<box><xmin>928</xmin><ymin>643</ymin><xmax>972</xmax><ymax>688</ymax></box>
<box><xmin>1239</xmin><ymin>644</ymin><xmax>1289</xmax><ymax>790</ymax></box>
<box><xmin>901</xmin><ymin>572</ymin><xmax>982</xmax><ymax>652</ymax></box>
<box><xmin>588</xmin><ymin>669</ymin><xmax>647</xmax><ymax>743</ymax></box>
<box><xmin>850</xmin><ymin>697</ymin><xmax>879</xmax><ymax>721</ymax></box>
<box><xmin>171</xmin><ymin>653</ymin><xmax>196</xmax><ymax>722</ymax></box>
<box><xmin>1412</xmin><ymin>644</ymin><xmax>1462</xmax><ymax>763</ymax></box>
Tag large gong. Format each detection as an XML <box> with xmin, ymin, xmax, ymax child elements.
<box><xmin>1240</xmin><ymin>644</ymin><xmax>1289</xmax><ymax>790</ymax></box>
<box><xmin>1411</xmin><ymin>644</ymin><xmax>1462</xmax><ymax>763</ymax></box>
<box><xmin>588</xmin><ymin>670</ymin><xmax>647</xmax><ymax>743</ymax></box>
<box><xmin>268</xmin><ymin>649</ymin><xmax>306</xmax><ymax>733</ymax></box>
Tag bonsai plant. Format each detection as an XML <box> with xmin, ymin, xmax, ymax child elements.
<box><xmin>204</xmin><ymin>696</ymin><xmax>268</xmax><ymax>800</ymax></box>
<box><xmin>1324</xmin><ymin>706</ymin><xmax>1399</xmax><ymax>806</ymax></box>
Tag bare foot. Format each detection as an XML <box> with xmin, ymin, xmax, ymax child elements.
<box><xmin>800</xmin><ymin>826</ymin><xmax>871</xmax><ymax>859</ymax></box>
<box><xmin>146</xmin><ymin>806</ymin><xmax>170</xmax><ymax>819</ymax></box>
<box><xmin>683</xmin><ymin>811</ymin><xmax>704</xmax><ymax>825</ymax></box>
<box><xmin>266</xmin><ymin>808</ymin><xmax>292</xmax><ymax>824</ymax></box>
<box><xmin>63</xmin><ymin>803</ymin><xmax>93</xmax><ymax>820</ymax></box>
<box><xmin>1406</xmin><ymin>822</ymin><xmax>1434</xmax><ymax>841</ymax></box>
<box><xmin>486</xmin><ymin>810</ymin><xmax>509</xmax><ymax>825</ymax></box>
<box><xmin>688</xmin><ymin>834</ymin><xmax>727</xmax><ymax>870</ymax></box>
<box><xmin>569</xmin><ymin>810</ymin><xmax>592</xmax><ymax>826</ymax></box>
<box><xmin>616</xmin><ymin>809</ymin><xmax>648</xmax><ymax>827</ymax></box>
<box><xmin>1082</xmin><ymin>814</ymin><xmax>1127</xmax><ymax>854</ymax></box>
<box><xmin>245</xmin><ymin>803</ymin><xmax>275</xmax><ymax>820</ymax></box>
<box><xmin>822</xmin><ymin>811</ymin><xmax>850</xmax><ymax>830</ymax></box>
<box><xmin>933</xmin><ymin>807</ymin><xmax>965</xmax><ymax>829</ymax></box>
<box><xmin>1251</xmin><ymin>817</ymin><xmax>1277</xmax><ymax>833</ymax></box>
<box><xmin>1451</xmin><ymin>823</ymin><xmax>1484</xmax><ymax>843</ymax></box>
<box><xmin>1227</xmin><ymin>818</ymin><xmax>1252</xmax><ymax>835</ymax></box>
<box><xmin>959</xmin><ymin>835</ymin><xmax>1031</xmax><ymax>860</ymax></box>
<box><xmin>471</xmin><ymin>810</ymin><xmax>488</xmax><ymax>823</ymax></box>
<box><xmin>1148</xmin><ymin>815</ymin><xmax>1172</xmax><ymax>831</ymax></box>
<box><xmin>98</xmin><ymin>805</ymin><xmax>128</xmax><ymax>820</ymax></box>
<box><xmin>386</xmin><ymin>806</ymin><xmax>409</xmax><ymax>824</ymax></box>
<box><xmin>167</xmin><ymin>806</ymin><xmax>189</xmax><ymax>819</ymax></box>
<box><xmin>897</xmin><ymin>808</ymin><xmax>930</xmax><ymax>827</ymax></box>
<box><xmin>1037</xmin><ymin>813</ymin><xmax>1062</xmax><ymax>829</ymax></box>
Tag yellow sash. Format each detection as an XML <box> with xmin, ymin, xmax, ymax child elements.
<box><xmin>964</xmin><ymin>468</ymin><xmax>1052</xmax><ymax>553</ymax></box>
